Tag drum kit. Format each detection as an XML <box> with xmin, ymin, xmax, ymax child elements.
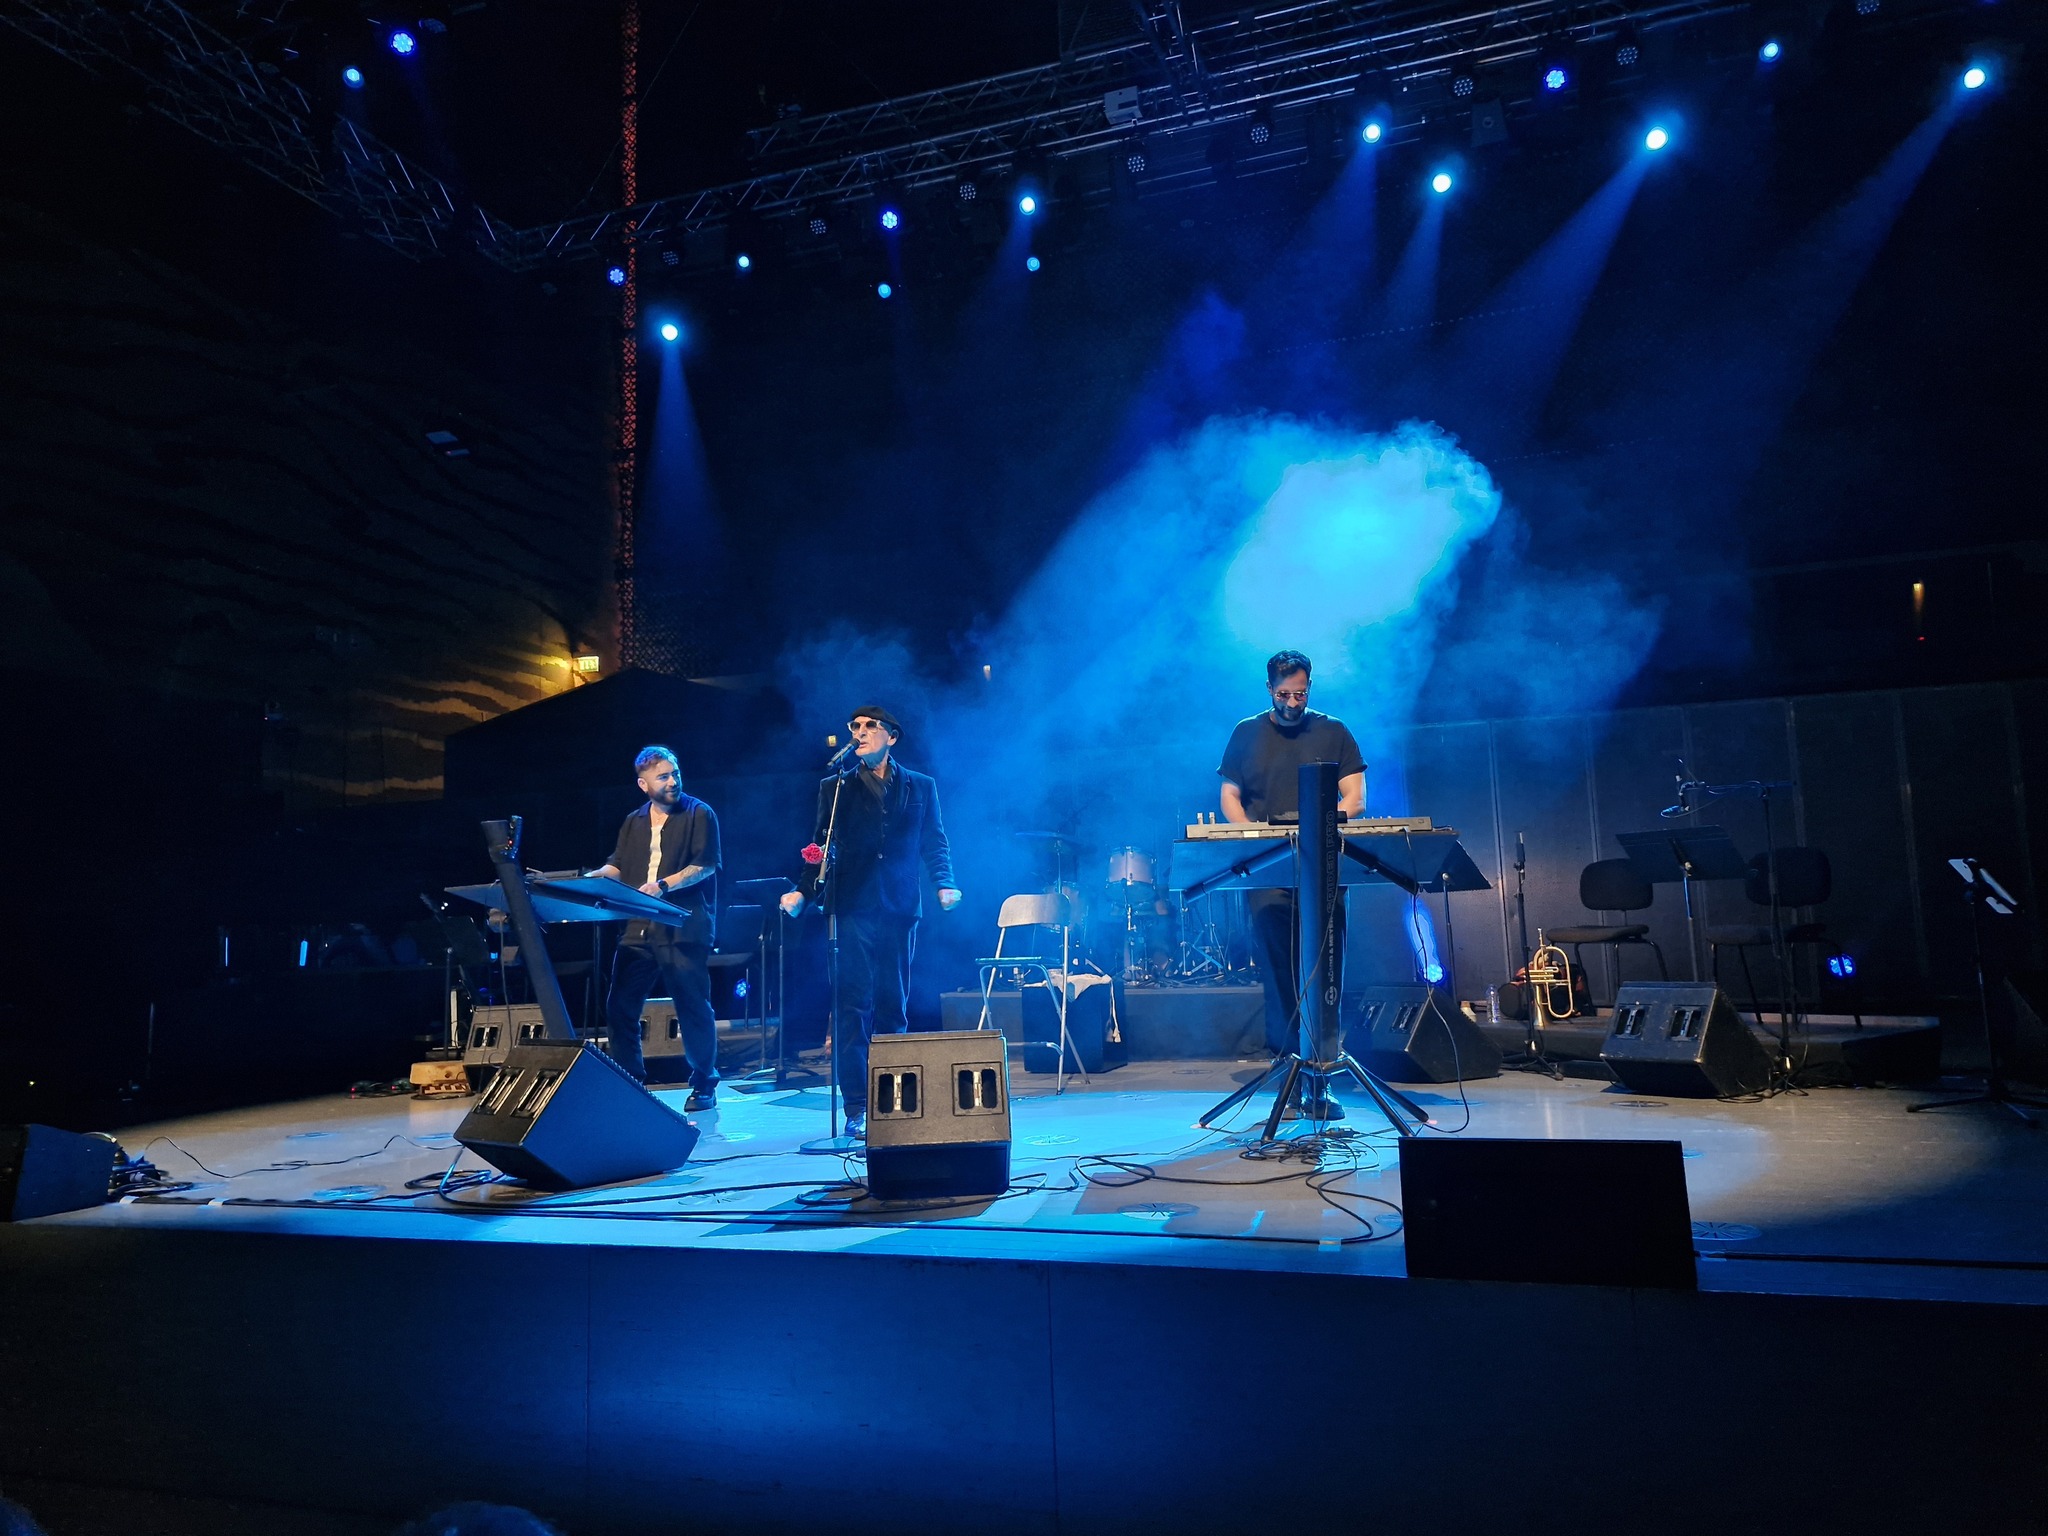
<box><xmin>1014</xmin><ymin>831</ymin><xmax>1250</xmax><ymax>985</ymax></box>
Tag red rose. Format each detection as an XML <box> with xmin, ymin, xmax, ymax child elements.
<box><xmin>800</xmin><ymin>842</ymin><xmax>824</xmax><ymax>866</ymax></box>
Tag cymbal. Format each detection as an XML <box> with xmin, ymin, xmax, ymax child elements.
<box><xmin>1013</xmin><ymin>830</ymin><xmax>1073</xmax><ymax>841</ymax></box>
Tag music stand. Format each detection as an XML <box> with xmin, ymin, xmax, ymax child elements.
<box><xmin>1617</xmin><ymin>827</ymin><xmax>1748</xmax><ymax>983</ymax></box>
<box><xmin>1909</xmin><ymin>859</ymin><xmax>2045</xmax><ymax>1125</ymax></box>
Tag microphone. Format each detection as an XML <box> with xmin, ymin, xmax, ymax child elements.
<box><xmin>825</xmin><ymin>740</ymin><xmax>856</xmax><ymax>770</ymax></box>
<box><xmin>1514</xmin><ymin>831</ymin><xmax>1526</xmax><ymax>874</ymax></box>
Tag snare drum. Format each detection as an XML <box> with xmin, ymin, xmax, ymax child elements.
<box><xmin>1105</xmin><ymin>846</ymin><xmax>1155</xmax><ymax>905</ymax></box>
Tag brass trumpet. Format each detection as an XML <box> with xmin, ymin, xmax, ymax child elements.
<box><xmin>1528</xmin><ymin>931</ymin><xmax>1576</xmax><ymax>1027</ymax></box>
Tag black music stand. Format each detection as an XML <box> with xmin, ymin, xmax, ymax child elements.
<box><xmin>1909</xmin><ymin>859</ymin><xmax>2045</xmax><ymax>1126</ymax></box>
<box><xmin>1617</xmin><ymin>826</ymin><xmax>1748</xmax><ymax>984</ymax></box>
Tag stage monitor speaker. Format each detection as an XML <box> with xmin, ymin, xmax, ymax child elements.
<box><xmin>1399</xmin><ymin>1137</ymin><xmax>1696</xmax><ymax>1289</ymax></box>
<box><xmin>867</xmin><ymin>1030</ymin><xmax>1012</xmax><ymax>1201</ymax></box>
<box><xmin>1344</xmin><ymin>986</ymin><xmax>1502</xmax><ymax>1083</ymax></box>
<box><xmin>1</xmin><ymin>1124</ymin><xmax>116</xmax><ymax>1221</ymax></box>
<box><xmin>1022</xmin><ymin>975</ymin><xmax>1116</xmax><ymax>1075</ymax></box>
<box><xmin>1600</xmin><ymin>983</ymin><xmax>1774</xmax><ymax>1098</ymax></box>
<box><xmin>462</xmin><ymin>1003</ymin><xmax>547</xmax><ymax>1069</ymax></box>
<box><xmin>455</xmin><ymin>1041</ymin><xmax>699</xmax><ymax>1190</ymax></box>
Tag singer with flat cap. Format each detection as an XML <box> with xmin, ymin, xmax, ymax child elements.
<box><xmin>781</xmin><ymin>705</ymin><xmax>960</xmax><ymax>1139</ymax></box>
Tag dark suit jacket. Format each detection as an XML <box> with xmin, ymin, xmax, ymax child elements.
<box><xmin>807</xmin><ymin>759</ymin><xmax>954</xmax><ymax>920</ymax></box>
<box><xmin>604</xmin><ymin>795</ymin><xmax>720</xmax><ymax>946</ymax></box>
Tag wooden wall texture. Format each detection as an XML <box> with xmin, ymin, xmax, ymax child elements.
<box><xmin>0</xmin><ymin>201</ymin><xmax>615</xmax><ymax>804</ymax></box>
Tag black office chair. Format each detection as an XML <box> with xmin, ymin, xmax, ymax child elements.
<box><xmin>1705</xmin><ymin>847</ymin><xmax>1859</xmax><ymax>1026</ymax></box>
<box><xmin>1547</xmin><ymin>859</ymin><xmax>1670</xmax><ymax>1009</ymax></box>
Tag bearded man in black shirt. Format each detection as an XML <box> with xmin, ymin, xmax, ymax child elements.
<box><xmin>1218</xmin><ymin>650</ymin><xmax>1365</xmax><ymax>1114</ymax></box>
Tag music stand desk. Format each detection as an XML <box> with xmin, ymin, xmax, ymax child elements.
<box><xmin>1616</xmin><ymin>827</ymin><xmax>1749</xmax><ymax>982</ymax></box>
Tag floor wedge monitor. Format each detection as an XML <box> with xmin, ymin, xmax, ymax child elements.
<box><xmin>1</xmin><ymin>1124</ymin><xmax>116</xmax><ymax>1221</ymax></box>
<box><xmin>1600</xmin><ymin>982</ymin><xmax>1774</xmax><ymax>1098</ymax></box>
<box><xmin>1344</xmin><ymin>986</ymin><xmax>1502</xmax><ymax>1083</ymax></box>
<box><xmin>1400</xmin><ymin>1136</ymin><xmax>1697</xmax><ymax>1289</ymax></box>
<box><xmin>867</xmin><ymin>1030</ymin><xmax>1012</xmax><ymax>1200</ymax></box>
<box><xmin>456</xmin><ymin>1041</ymin><xmax>699</xmax><ymax>1190</ymax></box>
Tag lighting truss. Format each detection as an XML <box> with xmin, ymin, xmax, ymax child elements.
<box><xmin>0</xmin><ymin>0</ymin><xmax>504</xmax><ymax>260</ymax></box>
<box><xmin>487</xmin><ymin>0</ymin><xmax>1750</xmax><ymax>271</ymax></box>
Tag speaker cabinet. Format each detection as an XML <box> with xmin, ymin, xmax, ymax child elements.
<box><xmin>866</xmin><ymin>1030</ymin><xmax>1013</xmax><ymax>1200</ymax></box>
<box><xmin>1344</xmin><ymin>986</ymin><xmax>1502</xmax><ymax>1083</ymax></box>
<box><xmin>456</xmin><ymin>1041</ymin><xmax>699</xmax><ymax>1190</ymax></box>
<box><xmin>462</xmin><ymin>1003</ymin><xmax>548</xmax><ymax>1068</ymax></box>
<box><xmin>1</xmin><ymin>1124</ymin><xmax>115</xmax><ymax>1221</ymax></box>
<box><xmin>637</xmin><ymin>996</ymin><xmax>690</xmax><ymax>1084</ymax></box>
<box><xmin>1399</xmin><ymin>1137</ymin><xmax>1696</xmax><ymax>1289</ymax></box>
<box><xmin>1600</xmin><ymin>983</ymin><xmax>1774</xmax><ymax>1098</ymax></box>
<box><xmin>1021</xmin><ymin>976</ymin><xmax>1117</xmax><ymax>1075</ymax></box>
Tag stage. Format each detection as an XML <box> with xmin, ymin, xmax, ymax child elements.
<box><xmin>5</xmin><ymin>1047</ymin><xmax>2046</xmax><ymax>1535</ymax></box>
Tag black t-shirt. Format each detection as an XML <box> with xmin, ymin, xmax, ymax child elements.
<box><xmin>1217</xmin><ymin>711</ymin><xmax>1366</xmax><ymax>823</ymax></box>
<box><xmin>604</xmin><ymin>796</ymin><xmax>720</xmax><ymax>946</ymax></box>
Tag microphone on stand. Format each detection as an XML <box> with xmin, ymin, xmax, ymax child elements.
<box><xmin>1660</xmin><ymin>758</ymin><xmax>1693</xmax><ymax>819</ymax></box>
<box><xmin>825</xmin><ymin>740</ymin><xmax>857</xmax><ymax>771</ymax></box>
<box><xmin>1514</xmin><ymin>831</ymin><xmax>1526</xmax><ymax>874</ymax></box>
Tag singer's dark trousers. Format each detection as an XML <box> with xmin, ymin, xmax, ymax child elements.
<box><xmin>603</xmin><ymin>935</ymin><xmax>719</xmax><ymax>1089</ymax></box>
<box><xmin>1249</xmin><ymin>889</ymin><xmax>1347</xmax><ymax>1057</ymax></box>
<box><xmin>835</xmin><ymin>909</ymin><xmax>916</xmax><ymax>1112</ymax></box>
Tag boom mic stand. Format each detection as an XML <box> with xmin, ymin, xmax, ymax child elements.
<box><xmin>803</xmin><ymin>752</ymin><xmax>864</xmax><ymax>1155</ymax></box>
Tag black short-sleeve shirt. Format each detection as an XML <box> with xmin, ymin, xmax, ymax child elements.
<box><xmin>1217</xmin><ymin>711</ymin><xmax>1366</xmax><ymax>823</ymax></box>
<box><xmin>604</xmin><ymin>796</ymin><xmax>720</xmax><ymax>946</ymax></box>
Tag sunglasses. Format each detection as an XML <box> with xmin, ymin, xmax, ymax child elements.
<box><xmin>848</xmin><ymin>718</ymin><xmax>892</xmax><ymax>733</ymax></box>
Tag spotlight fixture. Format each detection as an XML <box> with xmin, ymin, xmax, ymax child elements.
<box><xmin>342</xmin><ymin>65</ymin><xmax>364</xmax><ymax>88</ymax></box>
<box><xmin>1854</xmin><ymin>0</ymin><xmax>1878</xmax><ymax>13</ymax></box>
<box><xmin>1758</xmin><ymin>40</ymin><xmax>1781</xmax><ymax>62</ymax></box>
<box><xmin>605</xmin><ymin>266</ymin><xmax>626</xmax><ymax>286</ymax></box>
<box><xmin>1026</xmin><ymin>255</ymin><xmax>1041</xmax><ymax>272</ymax></box>
<box><xmin>1962</xmin><ymin>65</ymin><xmax>1987</xmax><ymax>90</ymax></box>
<box><xmin>1018</xmin><ymin>193</ymin><xmax>1038</xmax><ymax>215</ymax></box>
<box><xmin>658</xmin><ymin>321</ymin><xmax>680</xmax><ymax>343</ymax></box>
<box><xmin>1247</xmin><ymin>108</ymin><xmax>1274</xmax><ymax>146</ymax></box>
<box><xmin>957</xmin><ymin>179</ymin><xmax>978</xmax><ymax>202</ymax></box>
<box><xmin>879</xmin><ymin>208</ymin><xmax>900</xmax><ymax>231</ymax></box>
<box><xmin>1828</xmin><ymin>954</ymin><xmax>1857</xmax><ymax>979</ymax></box>
<box><xmin>1126</xmin><ymin>149</ymin><xmax>1147</xmax><ymax>173</ymax></box>
<box><xmin>876</xmin><ymin>282</ymin><xmax>893</xmax><ymax>299</ymax></box>
<box><xmin>1543</xmin><ymin>66</ymin><xmax>1568</xmax><ymax>91</ymax></box>
<box><xmin>1452</xmin><ymin>75</ymin><xmax>1475</xmax><ymax>98</ymax></box>
<box><xmin>1644</xmin><ymin>125</ymin><xmax>1669</xmax><ymax>151</ymax></box>
<box><xmin>1362</xmin><ymin>120</ymin><xmax>1383</xmax><ymax>143</ymax></box>
<box><xmin>735</xmin><ymin>253</ymin><xmax>752</xmax><ymax>271</ymax></box>
<box><xmin>1431</xmin><ymin>171</ymin><xmax>1453</xmax><ymax>194</ymax></box>
<box><xmin>1424</xmin><ymin>962</ymin><xmax>1445</xmax><ymax>985</ymax></box>
<box><xmin>388</xmin><ymin>29</ymin><xmax>416</xmax><ymax>55</ymax></box>
<box><xmin>808</xmin><ymin>215</ymin><xmax>829</xmax><ymax>236</ymax></box>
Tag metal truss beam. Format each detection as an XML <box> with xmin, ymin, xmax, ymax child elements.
<box><xmin>0</xmin><ymin>0</ymin><xmax>504</xmax><ymax>261</ymax></box>
<box><xmin>487</xmin><ymin>0</ymin><xmax>1752</xmax><ymax>271</ymax></box>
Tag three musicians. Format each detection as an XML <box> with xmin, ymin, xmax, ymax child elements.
<box><xmin>591</xmin><ymin>657</ymin><xmax>1355</xmax><ymax>1131</ymax></box>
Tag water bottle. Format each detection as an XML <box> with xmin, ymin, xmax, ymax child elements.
<box><xmin>1486</xmin><ymin>983</ymin><xmax>1502</xmax><ymax>1024</ymax></box>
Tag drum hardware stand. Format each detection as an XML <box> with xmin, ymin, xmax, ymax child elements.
<box><xmin>1191</xmin><ymin>766</ymin><xmax>1430</xmax><ymax>1142</ymax></box>
<box><xmin>1908</xmin><ymin>859</ymin><xmax>2044</xmax><ymax>1126</ymax></box>
<box><xmin>1176</xmin><ymin>891</ymin><xmax>1229</xmax><ymax>980</ymax></box>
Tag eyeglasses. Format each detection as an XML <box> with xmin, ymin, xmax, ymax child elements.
<box><xmin>848</xmin><ymin>718</ymin><xmax>890</xmax><ymax>733</ymax></box>
<box><xmin>1272</xmin><ymin>689</ymin><xmax>1309</xmax><ymax>702</ymax></box>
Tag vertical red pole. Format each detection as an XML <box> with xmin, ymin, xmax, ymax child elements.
<box><xmin>615</xmin><ymin>0</ymin><xmax>641</xmax><ymax>666</ymax></box>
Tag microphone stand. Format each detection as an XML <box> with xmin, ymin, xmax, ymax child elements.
<box><xmin>804</xmin><ymin>748</ymin><xmax>862</xmax><ymax>1154</ymax></box>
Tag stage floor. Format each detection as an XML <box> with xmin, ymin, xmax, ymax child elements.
<box><xmin>46</xmin><ymin>1049</ymin><xmax>2048</xmax><ymax>1306</ymax></box>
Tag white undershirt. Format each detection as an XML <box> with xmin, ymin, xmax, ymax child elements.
<box><xmin>646</xmin><ymin>817</ymin><xmax>664</xmax><ymax>889</ymax></box>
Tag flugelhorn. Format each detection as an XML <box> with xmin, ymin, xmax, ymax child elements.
<box><xmin>1528</xmin><ymin>929</ymin><xmax>1575</xmax><ymax>1026</ymax></box>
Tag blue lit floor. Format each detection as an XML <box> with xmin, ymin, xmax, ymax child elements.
<box><xmin>44</xmin><ymin>1053</ymin><xmax>2048</xmax><ymax>1305</ymax></box>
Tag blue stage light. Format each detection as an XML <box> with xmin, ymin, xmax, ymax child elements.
<box><xmin>1759</xmin><ymin>40</ymin><xmax>1781</xmax><ymax>62</ymax></box>
<box><xmin>1828</xmin><ymin>954</ymin><xmax>1857</xmax><ymax>979</ymax></box>
<box><xmin>342</xmin><ymin>66</ymin><xmax>364</xmax><ymax>88</ymax></box>
<box><xmin>1431</xmin><ymin>171</ymin><xmax>1453</xmax><ymax>194</ymax></box>
<box><xmin>1963</xmin><ymin>66</ymin><xmax>1987</xmax><ymax>90</ymax></box>
<box><xmin>879</xmin><ymin>208</ymin><xmax>900</xmax><ymax>231</ymax></box>
<box><xmin>1424</xmin><ymin>962</ymin><xmax>1445</xmax><ymax>984</ymax></box>
<box><xmin>877</xmin><ymin>282</ymin><xmax>893</xmax><ymax>299</ymax></box>
<box><xmin>606</xmin><ymin>266</ymin><xmax>626</xmax><ymax>286</ymax></box>
<box><xmin>1018</xmin><ymin>193</ymin><xmax>1037</xmax><ymax>215</ymax></box>
<box><xmin>1644</xmin><ymin>126</ymin><xmax>1670</xmax><ymax>151</ymax></box>
<box><xmin>1362</xmin><ymin>120</ymin><xmax>1383</xmax><ymax>143</ymax></box>
<box><xmin>734</xmin><ymin>978</ymin><xmax>749</xmax><ymax>999</ymax></box>
<box><xmin>1026</xmin><ymin>255</ymin><xmax>1041</xmax><ymax>272</ymax></box>
<box><xmin>1544</xmin><ymin>66</ymin><xmax>1569</xmax><ymax>91</ymax></box>
<box><xmin>658</xmin><ymin>321</ymin><xmax>679</xmax><ymax>343</ymax></box>
<box><xmin>389</xmin><ymin>29</ymin><xmax>415</xmax><ymax>55</ymax></box>
<box><xmin>735</xmin><ymin>253</ymin><xmax>752</xmax><ymax>271</ymax></box>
